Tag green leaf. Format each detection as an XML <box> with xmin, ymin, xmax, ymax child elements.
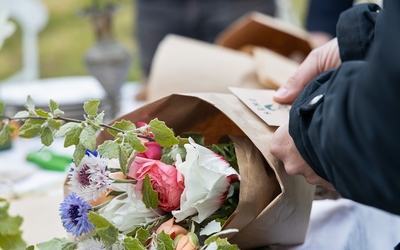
<box><xmin>54</xmin><ymin>122</ymin><xmax>79</xmax><ymax>138</ymax></box>
<box><xmin>135</xmin><ymin>227</ymin><xmax>150</xmax><ymax>244</ymax></box>
<box><xmin>94</xmin><ymin>112</ymin><xmax>105</xmax><ymax>126</ymax></box>
<box><xmin>213</xmin><ymin>238</ymin><xmax>239</xmax><ymax>250</ymax></box>
<box><xmin>88</xmin><ymin>211</ymin><xmax>113</xmax><ymax>229</ymax></box>
<box><xmin>73</xmin><ymin>143</ymin><xmax>86</xmax><ymax>166</ymax></box>
<box><xmin>49</xmin><ymin>99</ymin><xmax>58</xmax><ymax>113</ymax></box>
<box><xmin>60</xmin><ymin>242</ymin><xmax>78</xmax><ymax>250</ymax></box>
<box><xmin>97</xmin><ymin>140</ymin><xmax>120</xmax><ymax>159</ymax></box>
<box><xmin>79</xmin><ymin>125</ymin><xmax>97</xmax><ymax>151</ymax></box>
<box><xmin>35</xmin><ymin>109</ymin><xmax>51</xmax><ymax>118</ymax></box>
<box><xmin>19</xmin><ymin>120</ymin><xmax>43</xmax><ymax>139</ymax></box>
<box><xmin>97</xmin><ymin>225</ymin><xmax>119</xmax><ymax>246</ymax></box>
<box><xmin>142</xmin><ymin>174</ymin><xmax>160</xmax><ymax>209</ymax></box>
<box><xmin>48</xmin><ymin>119</ymin><xmax>63</xmax><ymax>130</ymax></box>
<box><xmin>126</xmin><ymin>131</ymin><xmax>146</xmax><ymax>152</ymax></box>
<box><xmin>36</xmin><ymin>238</ymin><xmax>70</xmax><ymax>250</ymax></box>
<box><xmin>25</xmin><ymin>245</ymin><xmax>35</xmax><ymax>250</ymax></box>
<box><xmin>0</xmin><ymin>125</ymin><xmax>10</xmax><ymax>145</ymax></box>
<box><xmin>64</xmin><ymin>125</ymin><xmax>82</xmax><ymax>147</ymax></box>
<box><xmin>53</xmin><ymin>108</ymin><xmax>65</xmax><ymax>116</ymax></box>
<box><xmin>83</xmin><ymin>100</ymin><xmax>100</xmax><ymax>116</ymax></box>
<box><xmin>168</xmin><ymin>145</ymin><xmax>186</xmax><ymax>162</ymax></box>
<box><xmin>0</xmin><ymin>199</ymin><xmax>26</xmax><ymax>250</ymax></box>
<box><xmin>0</xmin><ymin>213</ymin><xmax>23</xmax><ymax>235</ymax></box>
<box><xmin>24</xmin><ymin>95</ymin><xmax>35</xmax><ymax>111</ymax></box>
<box><xmin>108</xmin><ymin>119</ymin><xmax>136</xmax><ymax>137</ymax></box>
<box><xmin>123</xmin><ymin>237</ymin><xmax>147</xmax><ymax>250</ymax></box>
<box><xmin>149</xmin><ymin>119</ymin><xmax>179</xmax><ymax>147</ymax></box>
<box><xmin>0</xmin><ymin>234</ymin><xmax>26</xmax><ymax>250</ymax></box>
<box><xmin>182</xmin><ymin>132</ymin><xmax>204</xmax><ymax>145</ymax></box>
<box><xmin>0</xmin><ymin>101</ymin><xmax>4</xmax><ymax>115</ymax></box>
<box><xmin>157</xmin><ymin>231</ymin><xmax>174</xmax><ymax>250</ymax></box>
<box><xmin>119</xmin><ymin>145</ymin><xmax>128</xmax><ymax>175</ymax></box>
<box><xmin>0</xmin><ymin>198</ymin><xmax>9</xmax><ymax>215</ymax></box>
<box><xmin>13</xmin><ymin>110</ymin><xmax>30</xmax><ymax>119</ymax></box>
<box><xmin>40</xmin><ymin>127</ymin><xmax>54</xmax><ymax>146</ymax></box>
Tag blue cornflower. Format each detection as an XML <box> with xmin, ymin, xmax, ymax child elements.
<box><xmin>59</xmin><ymin>192</ymin><xmax>94</xmax><ymax>236</ymax></box>
<box><xmin>85</xmin><ymin>149</ymin><xmax>99</xmax><ymax>157</ymax></box>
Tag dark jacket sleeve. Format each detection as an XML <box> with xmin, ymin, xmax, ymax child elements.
<box><xmin>306</xmin><ymin>0</ymin><xmax>354</xmax><ymax>37</ymax></box>
<box><xmin>289</xmin><ymin>1</ymin><xmax>400</xmax><ymax>216</ymax></box>
<box><xmin>336</xmin><ymin>3</ymin><xmax>381</xmax><ymax>61</ymax></box>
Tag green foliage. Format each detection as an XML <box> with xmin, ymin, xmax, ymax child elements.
<box><xmin>0</xmin><ymin>124</ymin><xmax>13</xmax><ymax>145</ymax></box>
<box><xmin>0</xmin><ymin>101</ymin><xmax>5</xmax><ymax>115</ymax></box>
<box><xmin>83</xmin><ymin>100</ymin><xmax>100</xmax><ymax>116</ymax></box>
<box><xmin>123</xmin><ymin>237</ymin><xmax>147</xmax><ymax>250</ymax></box>
<box><xmin>142</xmin><ymin>174</ymin><xmax>160</xmax><ymax>209</ymax></box>
<box><xmin>0</xmin><ymin>96</ymin><xmax>240</xmax><ymax>249</ymax></box>
<box><xmin>35</xmin><ymin>238</ymin><xmax>75</xmax><ymax>250</ymax></box>
<box><xmin>88</xmin><ymin>211</ymin><xmax>113</xmax><ymax>228</ymax></box>
<box><xmin>0</xmin><ymin>198</ymin><xmax>26</xmax><ymax>250</ymax></box>
<box><xmin>149</xmin><ymin>119</ymin><xmax>180</xmax><ymax>147</ymax></box>
<box><xmin>156</xmin><ymin>231</ymin><xmax>174</xmax><ymax>250</ymax></box>
<box><xmin>96</xmin><ymin>226</ymin><xmax>119</xmax><ymax>247</ymax></box>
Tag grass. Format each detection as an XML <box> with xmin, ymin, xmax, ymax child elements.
<box><xmin>0</xmin><ymin>0</ymin><xmax>141</xmax><ymax>82</ymax></box>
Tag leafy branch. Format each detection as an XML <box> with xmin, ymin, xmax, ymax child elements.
<box><xmin>0</xmin><ymin>96</ymin><xmax>180</xmax><ymax>174</ymax></box>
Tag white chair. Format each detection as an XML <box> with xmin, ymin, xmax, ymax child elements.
<box><xmin>0</xmin><ymin>0</ymin><xmax>48</xmax><ymax>82</ymax></box>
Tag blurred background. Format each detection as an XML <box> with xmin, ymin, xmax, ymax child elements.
<box><xmin>0</xmin><ymin>0</ymin><xmax>141</xmax><ymax>81</ymax></box>
<box><xmin>0</xmin><ymin>0</ymin><xmax>311</xmax><ymax>83</ymax></box>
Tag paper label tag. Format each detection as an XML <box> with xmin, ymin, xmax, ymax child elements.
<box><xmin>229</xmin><ymin>87</ymin><xmax>291</xmax><ymax>127</ymax></box>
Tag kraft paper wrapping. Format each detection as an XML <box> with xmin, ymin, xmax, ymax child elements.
<box><xmin>147</xmin><ymin>34</ymin><xmax>264</xmax><ymax>102</ymax></box>
<box><xmin>147</xmin><ymin>34</ymin><xmax>301</xmax><ymax>103</ymax></box>
<box><xmin>96</xmin><ymin>93</ymin><xmax>315</xmax><ymax>249</ymax></box>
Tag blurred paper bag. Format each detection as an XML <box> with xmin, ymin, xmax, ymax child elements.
<box><xmin>96</xmin><ymin>93</ymin><xmax>315</xmax><ymax>249</ymax></box>
<box><xmin>216</xmin><ymin>11</ymin><xmax>316</xmax><ymax>60</ymax></box>
<box><xmin>147</xmin><ymin>12</ymin><xmax>311</xmax><ymax>102</ymax></box>
<box><xmin>252</xmin><ymin>47</ymin><xmax>299</xmax><ymax>89</ymax></box>
<box><xmin>147</xmin><ymin>34</ymin><xmax>263</xmax><ymax>102</ymax></box>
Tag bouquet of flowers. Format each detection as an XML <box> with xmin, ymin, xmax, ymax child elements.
<box><xmin>0</xmin><ymin>92</ymin><xmax>315</xmax><ymax>250</ymax></box>
<box><xmin>0</xmin><ymin>96</ymin><xmax>242</xmax><ymax>249</ymax></box>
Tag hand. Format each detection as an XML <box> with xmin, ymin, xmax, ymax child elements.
<box><xmin>270</xmin><ymin>124</ymin><xmax>335</xmax><ymax>190</ymax></box>
<box><xmin>309</xmin><ymin>31</ymin><xmax>333</xmax><ymax>47</ymax></box>
<box><xmin>273</xmin><ymin>38</ymin><xmax>341</xmax><ymax>104</ymax></box>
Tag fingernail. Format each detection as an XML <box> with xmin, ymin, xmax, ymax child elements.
<box><xmin>274</xmin><ymin>88</ymin><xmax>288</xmax><ymax>98</ymax></box>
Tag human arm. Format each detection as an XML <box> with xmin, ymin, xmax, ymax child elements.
<box><xmin>273</xmin><ymin>3</ymin><xmax>381</xmax><ymax>104</ymax></box>
<box><xmin>272</xmin><ymin>2</ymin><xmax>400</xmax><ymax>215</ymax></box>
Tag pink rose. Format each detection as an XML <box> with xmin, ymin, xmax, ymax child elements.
<box><xmin>128</xmin><ymin>157</ymin><xmax>184</xmax><ymax>212</ymax></box>
<box><xmin>137</xmin><ymin>141</ymin><xmax>162</xmax><ymax>160</ymax></box>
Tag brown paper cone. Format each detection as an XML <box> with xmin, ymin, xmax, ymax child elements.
<box><xmin>147</xmin><ymin>34</ymin><xmax>264</xmax><ymax>102</ymax></box>
<box><xmin>96</xmin><ymin>93</ymin><xmax>315</xmax><ymax>249</ymax></box>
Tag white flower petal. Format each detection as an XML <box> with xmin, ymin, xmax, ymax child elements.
<box><xmin>172</xmin><ymin>138</ymin><xmax>240</xmax><ymax>223</ymax></box>
<box><xmin>68</xmin><ymin>153</ymin><xmax>113</xmax><ymax>202</ymax></box>
<box><xmin>101</xmin><ymin>184</ymin><xmax>159</xmax><ymax>233</ymax></box>
<box><xmin>200</xmin><ymin>220</ymin><xmax>222</xmax><ymax>236</ymax></box>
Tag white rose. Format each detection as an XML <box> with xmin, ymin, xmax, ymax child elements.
<box><xmin>101</xmin><ymin>183</ymin><xmax>159</xmax><ymax>233</ymax></box>
<box><xmin>172</xmin><ymin>138</ymin><xmax>240</xmax><ymax>223</ymax></box>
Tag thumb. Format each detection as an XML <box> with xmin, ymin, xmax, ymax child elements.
<box><xmin>273</xmin><ymin>38</ymin><xmax>340</xmax><ymax>104</ymax></box>
<box><xmin>273</xmin><ymin>53</ymin><xmax>320</xmax><ymax>104</ymax></box>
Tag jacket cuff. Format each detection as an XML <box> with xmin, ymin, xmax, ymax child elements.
<box><xmin>336</xmin><ymin>3</ymin><xmax>381</xmax><ymax>61</ymax></box>
<box><xmin>288</xmin><ymin>70</ymin><xmax>335</xmax><ymax>181</ymax></box>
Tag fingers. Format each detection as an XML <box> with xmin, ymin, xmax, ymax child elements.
<box><xmin>273</xmin><ymin>53</ymin><xmax>320</xmax><ymax>104</ymax></box>
<box><xmin>270</xmin><ymin>125</ymin><xmax>336</xmax><ymax>190</ymax></box>
<box><xmin>273</xmin><ymin>38</ymin><xmax>341</xmax><ymax>104</ymax></box>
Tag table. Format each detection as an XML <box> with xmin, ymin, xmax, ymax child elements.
<box><xmin>3</xmin><ymin>80</ymin><xmax>400</xmax><ymax>248</ymax></box>
<box><xmin>2</xmin><ymin>80</ymin><xmax>146</xmax><ymax>246</ymax></box>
